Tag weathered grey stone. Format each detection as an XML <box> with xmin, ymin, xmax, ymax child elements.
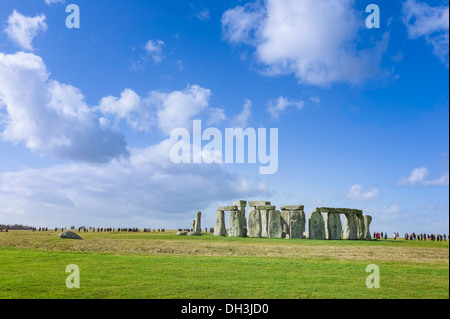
<box><xmin>342</xmin><ymin>213</ymin><xmax>358</xmax><ymax>240</ymax></box>
<box><xmin>356</xmin><ymin>214</ymin><xmax>366</xmax><ymax>239</ymax></box>
<box><xmin>256</xmin><ymin>205</ymin><xmax>276</xmax><ymax>211</ymax></box>
<box><xmin>280</xmin><ymin>210</ymin><xmax>290</xmax><ymax>238</ymax></box>
<box><xmin>356</xmin><ymin>214</ymin><xmax>365</xmax><ymax>240</ymax></box>
<box><xmin>317</xmin><ymin>207</ymin><xmax>363</xmax><ymax>215</ymax></box>
<box><xmin>290</xmin><ymin>210</ymin><xmax>306</xmax><ymax>239</ymax></box>
<box><xmin>59</xmin><ymin>231</ymin><xmax>82</xmax><ymax>240</ymax></box>
<box><xmin>308</xmin><ymin>210</ymin><xmax>326</xmax><ymax>240</ymax></box>
<box><xmin>268</xmin><ymin>210</ymin><xmax>283</xmax><ymax>238</ymax></box>
<box><xmin>229</xmin><ymin>210</ymin><xmax>244</xmax><ymax>237</ymax></box>
<box><xmin>364</xmin><ymin>215</ymin><xmax>372</xmax><ymax>240</ymax></box>
<box><xmin>218</xmin><ymin>205</ymin><xmax>238</xmax><ymax>211</ymax></box>
<box><xmin>194</xmin><ymin>211</ymin><xmax>202</xmax><ymax>235</ymax></box>
<box><xmin>233</xmin><ymin>200</ymin><xmax>247</xmax><ymax>207</ymax></box>
<box><xmin>280</xmin><ymin>205</ymin><xmax>304</xmax><ymax>211</ymax></box>
<box><xmin>248</xmin><ymin>201</ymin><xmax>271</xmax><ymax>207</ymax></box>
<box><xmin>247</xmin><ymin>207</ymin><xmax>262</xmax><ymax>238</ymax></box>
<box><xmin>260</xmin><ymin>210</ymin><xmax>269</xmax><ymax>237</ymax></box>
<box><xmin>188</xmin><ymin>231</ymin><xmax>200</xmax><ymax>236</ymax></box>
<box><xmin>235</xmin><ymin>201</ymin><xmax>247</xmax><ymax>237</ymax></box>
<box><xmin>177</xmin><ymin>231</ymin><xmax>188</xmax><ymax>236</ymax></box>
<box><xmin>323</xmin><ymin>212</ymin><xmax>342</xmax><ymax>240</ymax></box>
<box><xmin>214</xmin><ymin>210</ymin><xmax>227</xmax><ymax>236</ymax></box>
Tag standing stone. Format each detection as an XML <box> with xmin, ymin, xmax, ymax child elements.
<box><xmin>195</xmin><ymin>211</ymin><xmax>202</xmax><ymax>235</ymax></box>
<box><xmin>308</xmin><ymin>209</ymin><xmax>326</xmax><ymax>240</ymax></box>
<box><xmin>260</xmin><ymin>210</ymin><xmax>269</xmax><ymax>237</ymax></box>
<box><xmin>214</xmin><ymin>210</ymin><xmax>227</xmax><ymax>236</ymax></box>
<box><xmin>234</xmin><ymin>200</ymin><xmax>247</xmax><ymax>237</ymax></box>
<box><xmin>342</xmin><ymin>213</ymin><xmax>358</xmax><ymax>240</ymax></box>
<box><xmin>356</xmin><ymin>214</ymin><xmax>366</xmax><ymax>240</ymax></box>
<box><xmin>324</xmin><ymin>212</ymin><xmax>342</xmax><ymax>240</ymax></box>
<box><xmin>247</xmin><ymin>207</ymin><xmax>262</xmax><ymax>238</ymax></box>
<box><xmin>280</xmin><ymin>211</ymin><xmax>291</xmax><ymax>238</ymax></box>
<box><xmin>268</xmin><ymin>210</ymin><xmax>282</xmax><ymax>238</ymax></box>
<box><xmin>364</xmin><ymin>215</ymin><xmax>372</xmax><ymax>240</ymax></box>
<box><xmin>229</xmin><ymin>210</ymin><xmax>244</xmax><ymax>237</ymax></box>
<box><xmin>290</xmin><ymin>210</ymin><xmax>306</xmax><ymax>239</ymax></box>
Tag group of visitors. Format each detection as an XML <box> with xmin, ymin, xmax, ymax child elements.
<box><xmin>404</xmin><ymin>232</ymin><xmax>446</xmax><ymax>241</ymax></box>
<box><xmin>374</xmin><ymin>231</ymin><xmax>447</xmax><ymax>241</ymax></box>
<box><xmin>0</xmin><ymin>227</ymin><xmax>8</xmax><ymax>232</ymax></box>
<box><xmin>31</xmin><ymin>227</ymin><xmax>50</xmax><ymax>231</ymax></box>
<box><xmin>373</xmin><ymin>232</ymin><xmax>388</xmax><ymax>240</ymax></box>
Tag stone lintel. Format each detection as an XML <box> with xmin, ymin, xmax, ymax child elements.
<box><xmin>280</xmin><ymin>205</ymin><xmax>304</xmax><ymax>211</ymax></box>
<box><xmin>248</xmin><ymin>201</ymin><xmax>271</xmax><ymax>207</ymax></box>
<box><xmin>256</xmin><ymin>205</ymin><xmax>276</xmax><ymax>211</ymax></box>
<box><xmin>218</xmin><ymin>206</ymin><xmax>238</xmax><ymax>211</ymax></box>
<box><xmin>317</xmin><ymin>207</ymin><xmax>363</xmax><ymax>215</ymax></box>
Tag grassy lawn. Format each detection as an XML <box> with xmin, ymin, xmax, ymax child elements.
<box><xmin>0</xmin><ymin>231</ymin><xmax>448</xmax><ymax>299</ymax></box>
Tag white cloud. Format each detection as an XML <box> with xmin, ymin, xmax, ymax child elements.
<box><xmin>346</xmin><ymin>184</ymin><xmax>380</xmax><ymax>202</ymax></box>
<box><xmin>231</xmin><ymin>99</ymin><xmax>252</xmax><ymax>128</ymax></box>
<box><xmin>310</xmin><ymin>96</ymin><xmax>321</xmax><ymax>105</ymax></box>
<box><xmin>96</xmin><ymin>89</ymin><xmax>153</xmax><ymax>132</ymax></box>
<box><xmin>267</xmin><ymin>96</ymin><xmax>304</xmax><ymax>119</ymax></box>
<box><xmin>397</xmin><ymin>167</ymin><xmax>449</xmax><ymax>187</ymax></box>
<box><xmin>152</xmin><ymin>85</ymin><xmax>211</xmax><ymax>135</ymax></box>
<box><xmin>384</xmin><ymin>202</ymin><xmax>404</xmax><ymax>214</ymax></box>
<box><xmin>222</xmin><ymin>0</ymin><xmax>390</xmax><ymax>86</ymax></box>
<box><xmin>45</xmin><ymin>0</ymin><xmax>65</xmax><ymax>4</ymax></box>
<box><xmin>207</xmin><ymin>107</ymin><xmax>227</xmax><ymax>126</ymax></box>
<box><xmin>0</xmin><ymin>52</ymin><xmax>128</xmax><ymax>162</ymax></box>
<box><xmin>4</xmin><ymin>10</ymin><xmax>48</xmax><ymax>51</ymax></box>
<box><xmin>145</xmin><ymin>39</ymin><xmax>166</xmax><ymax>64</ymax></box>
<box><xmin>96</xmin><ymin>85</ymin><xmax>213</xmax><ymax>134</ymax></box>
<box><xmin>402</xmin><ymin>0</ymin><xmax>449</xmax><ymax>65</ymax></box>
<box><xmin>0</xmin><ymin>139</ymin><xmax>269</xmax><ymax>228</ymax></box>
<box><xmin>221</xmin><ymin>2</ymin><xmax>264</xmax><ymax>45</ymax></box>
<box><xmin>195</xmin><ymin>9</ymin><xmax>211</xmax><ymax>21</ymax></box>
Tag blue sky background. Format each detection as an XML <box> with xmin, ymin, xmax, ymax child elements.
<box><xmin>0</xmin><ymin>0</ymin><xmax>448</xmax><ymax>235</ymax></box>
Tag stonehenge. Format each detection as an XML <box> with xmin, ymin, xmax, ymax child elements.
<box><xmin>187</xmin><ymin>212</ymin><xmax>202</xmax><ymax>236</ymax></box>
<box><xmin>212</xmin><ymin>201</ymin><xmax>372</xmax><ymax>240</ymax></box>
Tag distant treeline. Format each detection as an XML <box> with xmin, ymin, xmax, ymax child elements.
<box><xmin>0</xmin><ymin>224</ymin><xmax>33</xmax><ymax>230</ymax></box>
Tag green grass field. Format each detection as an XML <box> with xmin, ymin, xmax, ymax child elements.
<box><xmin>0</xmin><ymin>230</ymin><xmax>448</xmax><ymax>299</ymax></box>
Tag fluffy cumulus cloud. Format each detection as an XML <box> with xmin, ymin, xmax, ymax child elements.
<box><xmin>0</xmin><ymin>52</ymin><xmax>128</xmax><ymax>162</ymax></box>
<box><xmin>96</xmin><ymin>89</ymin><xmax>153</xmax><ymax>132</ymax></box>
<box><xmin>402</xmin><ymin>0</ymin><xmax>449</xmax><ymax>65</ymax></box>
<box><xmin>97</xmin><ymin>85</ymin><xmax>213</xmax><ymax>134</ymax></box>
<box><xmin>4</xmin><ymin>10</ymin><xmax>47</xmax><ymax>51</ymax></box>
<box><xmin>222</xmin><ymin>0</ymin><xmax>390</xmax><ymax>86</ymax></box>
<box><xmin>397</xmin><ymin>167</ymin><xmax>449</xmax><ymax>187</ymax></box>
<box><xmin>152</xmin><ymin>85</ymin><xmax>211</xmax><ymax>135</ymax></box>
<box><xmin>346</xmin><ymin>184</ymin><xmax>380</xmax><ymax>202</ymax></box>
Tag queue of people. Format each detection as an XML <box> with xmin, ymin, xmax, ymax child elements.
<box><xmin>374</xmin><ymin>231</ymin><xmax>447</xmax><ymax>241</ymax></box>
<box><xmin>403</xmin><ymin>232</ymin><xmax>446</xmax><ymax>241</ymax></box>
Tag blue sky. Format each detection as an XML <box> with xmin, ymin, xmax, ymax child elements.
<box><xmin>0</xmin><ymin>0</ymin><xmax>448</xmax><ymax>235</ymax></box>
